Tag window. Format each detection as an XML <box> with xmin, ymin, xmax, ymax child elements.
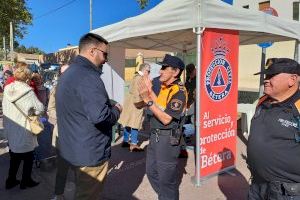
<box><xmin>125</xmin><ymin>59</ymin><xmax>136</xmax><ymax>68</ymax></box>
<box><xmin>259</xmin><ymin>1</ymin><xmax>270</xmax><ymax>11</ymax></box>
<box><xmin>293</xmin><ymin>2</ymin><xmax>300</xmax><ymax>21</ymax></box>
<box><xmin>243</xmin><ymin>5</ymin><xmax>249</xmax><ymax>9</ymax></box>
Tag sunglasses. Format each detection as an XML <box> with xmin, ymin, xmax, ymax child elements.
<box><xmin>160</xmin><ymin>65</ymin><xmax>169</xmax><ymax>70</ymax></box>
<box><xmin>94</xmin><ymin>48</ymin><xmax>108</xmax><ymax>60</ymax></box>
<box><xmin>265</xmin><ymin>73</ymin><xmax>278</xmax><ymax>80</ymax></box>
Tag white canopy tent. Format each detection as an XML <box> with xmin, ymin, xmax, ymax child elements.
<box><xmin>92</xmin><ymin>0</ymin><xmax>300</xmax><ymax>52</ymax></box>
<box><xmin>92</xmin><ymin>0</ymin><xmax>300</xmax><ymax>185</ymax></box>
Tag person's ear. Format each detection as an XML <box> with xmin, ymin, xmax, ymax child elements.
<box><xmin>173</xmin><ymin>68</ymin><xmax>180</xmax><ymax>78</ymax></box>
<box><xmin>89</xmin><ymin>48</ymin><xmax>95</xmax><ymax>56</ymax></box>
<box><xmin>288</xmin><ymin>74</ymin><xmax>298</xmax><ymax>87</ymax></box>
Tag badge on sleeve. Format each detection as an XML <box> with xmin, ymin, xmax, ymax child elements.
<box><xmin>170</xmin><ymin>99</ymin><xmax>183</xmax><ymax>111</ymax></box>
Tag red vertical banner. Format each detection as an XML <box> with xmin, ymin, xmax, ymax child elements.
<box><xmin>199</xmin><ymin>28</ymin><xmax>239</xmax><ymax>178</ymax></box>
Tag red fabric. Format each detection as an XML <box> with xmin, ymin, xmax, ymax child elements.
<box><xmin>199</xmin><ymin>28</ymin><xmax>239</xmax><ymax>177</ymax></box>
<box><xmin>29</xmin><ymin>80</ymin><xmax>38</xmax><ymax>96</ymax></box>
<box><xmin>3</xmin><ymin>77</ymin><xmax>15</xmax><ymax>88</ymax></box>
<box><xmin>3</xmin><ymin>77</ymin><xmax>38</xmax><ymax>96</ymax></box>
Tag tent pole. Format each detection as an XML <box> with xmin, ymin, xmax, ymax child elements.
<box><xmin>259</xmin><ymin>47</ymin><xmax>266</xmax><ymax>97</ymax></box>
<box><xmin>182</xmin><ymin>44</ymin><xmax>187</xmax><ymax>83</ymax></box>
<box><xmin>192</xmin><ymin>26</ymin><xmax>204</xmax><ymax>187</ymax></box>
<box><xmin>295</xmin><ymin>40</ymin><xmax>300</xmax><ymax>63</ymax></box>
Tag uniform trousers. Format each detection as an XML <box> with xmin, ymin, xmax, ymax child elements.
<box><xmin>146</xmin><ymin>132</ymin><xmax>180</xmax><ymax>200</ymax></box>
<box><xmin>248</xmin><ymin>180</ymin><xmax>300</xmax><ymax>200</ymax></box>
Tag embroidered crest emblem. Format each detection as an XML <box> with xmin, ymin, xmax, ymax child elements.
<box><xmin>171</xmin><ymin>99</ymin><xmax>182</xmax><ymax>111</ymax></box>
<box><xmin>205</xmin><ymin>37</ymin><xmax>232</xmax><ymax>101</ymax></box>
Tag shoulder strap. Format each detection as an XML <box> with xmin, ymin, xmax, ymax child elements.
<box><xmin>12</xmin><ymin>102</ymin><xmax>32</xmax><ymax>121</ymax></box>
<box><xmin>11</xmin><ymin>100</ymin><xmax>32</xmax><ymax>122</ymax></box>
<box><xmin>256</xmin><ymin>95</ymin><xmax>268</xmax><ymax>108</ymax></box>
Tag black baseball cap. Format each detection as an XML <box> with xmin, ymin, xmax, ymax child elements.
<box><xmin>254</xmin><ymin>58</ymin><xmax>300</xmax><ymax>75</ymax></box>
<box><xmin>158</xmin><ymin>54</ymin><xmax>185</xmax><ymax>70</ymax></box>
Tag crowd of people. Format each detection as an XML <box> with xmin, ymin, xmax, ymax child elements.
<box><xmin>2</xmin><ymin>32</ymin><xmax>300</xmax><ymax>200</ymax></box>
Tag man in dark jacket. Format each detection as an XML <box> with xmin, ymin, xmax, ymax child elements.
<box><xmin>56</xmin><ymin>33</ymin><xmax>122</xmax><ymax>200</ymax></box>
<box><xmin>247</xmin><ymin>58</ymin><xmax>300</xmax><ymax>200</ymax></box>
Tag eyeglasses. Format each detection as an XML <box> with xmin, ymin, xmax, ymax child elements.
<box><xmin>94</xmin><ymin>48</ymin><xmax>108</xmax><ymax>60</ymax></box>
<box><xmin>160</xmin><ymin>65</ymin><xmax>169</xmax><ymax>70</ymax></box>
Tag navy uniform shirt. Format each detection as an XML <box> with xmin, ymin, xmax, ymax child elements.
<box><xmin>247</xmin><ymin>90</ymin><xmax>300</xmax><ymax>183</ymax></box>
<box><xmin>150</xmin><ymin>79</ymin><xmax>187</xmax><ymax>130</ymax></box>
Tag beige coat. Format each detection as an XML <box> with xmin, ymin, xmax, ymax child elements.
<box><xmin>47</xmin><ymin>86</ymin><xmax>58</xmax><ymax>146</ymax></box>
<box><xmin>118</xmin><ymin>74</ymin><xmax>145</xmax><ymax>130</ymax></box>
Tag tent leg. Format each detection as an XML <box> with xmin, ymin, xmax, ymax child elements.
<box><xmin>192</xmin><ymin>27</ymin><xmax>204</xmax><ymax>187</ymax></box>
<box><xmin>259</xmin><ymin>47</ymin><xmax>266</xmax><ymax>97</ymax></box>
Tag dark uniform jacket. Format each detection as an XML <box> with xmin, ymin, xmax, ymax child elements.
<box><xmin>247</xmin><ymin>90</ymin><xmax>300</xmax><ymax>183</ymax></box>
<box><xmin>56</xmin><ymin>55</ymin><xmax>120</xmax><ymax>167</ymax></box>
<box><xmin>150</xmin><ymin>79</ymin><xmax>187</xmax><ymax>130</ymax></box>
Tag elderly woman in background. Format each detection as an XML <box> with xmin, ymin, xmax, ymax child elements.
<box><xmin>3</xmin><ymin>62</ymin><xmax>38</xmax><ymax>95</ymax></box>
<box><xmin>2</xmin><ymin>65</ymin><xmax>44</xmax><ymax>190</ymax></box>
<box><xmin>119</xmin><ymin>63</ymin><xmax>151</xmax><ymax>152</ymax></box>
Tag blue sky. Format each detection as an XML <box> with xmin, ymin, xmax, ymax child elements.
<box><xmin>19</xmin><ymin>0</ymin><xmax>162</xmax><ymax>53</ymax></box>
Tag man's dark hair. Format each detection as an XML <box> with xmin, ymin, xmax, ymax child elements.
<box><xmin>79</xmin><ymin>33</ymin><xmax>108</xmax><ymax>53</ymax></box>
<box><xmin>186</xmin><ymin>63</ymin><xmax>195</xmax><ymax>74</ymax></box>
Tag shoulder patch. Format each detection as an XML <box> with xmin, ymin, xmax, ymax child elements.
<box><xmin>170</xmin><ymin>99</ymin><xmax>183</xmax><ymax>111</ymax></box>
<box><xmin>294</xmin><ymin>99</ymin><xmax>300</xmax><ymax>114</ymax></box>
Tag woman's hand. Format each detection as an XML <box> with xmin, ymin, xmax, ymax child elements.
<box><xmin>143</xmin><ymin>74</ymin><xmax>152</xmax><ymax>92</ymax></box>
<box><xmin>138</xmin><ymin>78</ymin><xmax>152</xmax><ymax>103</ymax></box>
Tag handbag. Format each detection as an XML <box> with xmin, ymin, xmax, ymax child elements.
<box><xmin>12</xmin><ymin>102</ymin><xmax>44</xmax><ymax>135</ymax></box>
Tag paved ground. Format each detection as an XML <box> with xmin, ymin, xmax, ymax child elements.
<box><xmin>0</xmin><ymin>128</ymin><xmax>250</xmax><ymax>200</ymax></box>
<box><xmin>0</xmin><ymin>93</ymin><xmax>251</xmax><ymax>200</ymax></box>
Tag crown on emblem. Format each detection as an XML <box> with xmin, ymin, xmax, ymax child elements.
<box><xmin>211</xmin><ymin>37</ymin><xmax>229</xmax><ymax>57</ymax></box>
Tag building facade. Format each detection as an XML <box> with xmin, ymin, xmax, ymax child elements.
<box><xmin>232</xmin><ymin>0</ymin><xmax>300</xmax><ymax>92</ymax></box>
<box><xmin>234</xmin><ymin>0</ymin><xmax>299</xmax><ymax>21</ymax></box>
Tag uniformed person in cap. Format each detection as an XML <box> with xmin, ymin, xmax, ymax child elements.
<box><xmin>247</xmin><ymin>58</ymin><xmax>300</xmax><ymax>200</ymax></box>
<box><xmin>138</xmin><ymin>54</ymin><xmax>187</xmax><ymax>200</ymax></box>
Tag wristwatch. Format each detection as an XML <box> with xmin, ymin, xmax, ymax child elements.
<box><xmin>146</xmin><ymin>101</ymin><xmax>154</xmax><ymax>107</ymax></box>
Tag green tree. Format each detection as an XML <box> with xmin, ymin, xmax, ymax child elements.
<box><xmin>15</xmin><ymin>45</ymin><xmax>45</xmax><ymax>55</ymax></box>
<box><xmin>0</xmin><ymin>0</ymin><xmax>32</xmax><ymax>48</ymax></box>
<box><xmin>137</xmin><ymin>0</ymin><xmax>149</xmax><ymax>9</ymax></box>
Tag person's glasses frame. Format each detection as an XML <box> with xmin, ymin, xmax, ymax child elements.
<box><xmin>265</xmin><ymin>73</ymin><xmax>279</xmax><ymax>80</ymax></box>
<box><xmin>94</xmin><ymin>48</ymin><xmax>108</xmax><ymax>60</ymax></box>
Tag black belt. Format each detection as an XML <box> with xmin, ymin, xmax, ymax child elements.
<box><xmin>151</xmin><ymin>129</ymin><xmax>172</xmax><ymax>136</ymax></box>
<box><xmin>269</xmin><ymin>181</ymin><xmax>300</xmax><ymax>196</ymax></box>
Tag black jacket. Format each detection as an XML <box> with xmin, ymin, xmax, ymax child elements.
<box><xmin>56</xmin><ymin>55</ymin><xmax>120</xmax><ymax>166</ymax></box>
<box><xmin>247</xmin><ymin>90</ymin><xmax>300</xmax><ymax>183</ymax></box>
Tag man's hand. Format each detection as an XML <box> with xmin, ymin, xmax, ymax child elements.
<box><xmin>115</xmin><ymin>103</ymin><xmax>123</xmax><ymax>113</ymax></box>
